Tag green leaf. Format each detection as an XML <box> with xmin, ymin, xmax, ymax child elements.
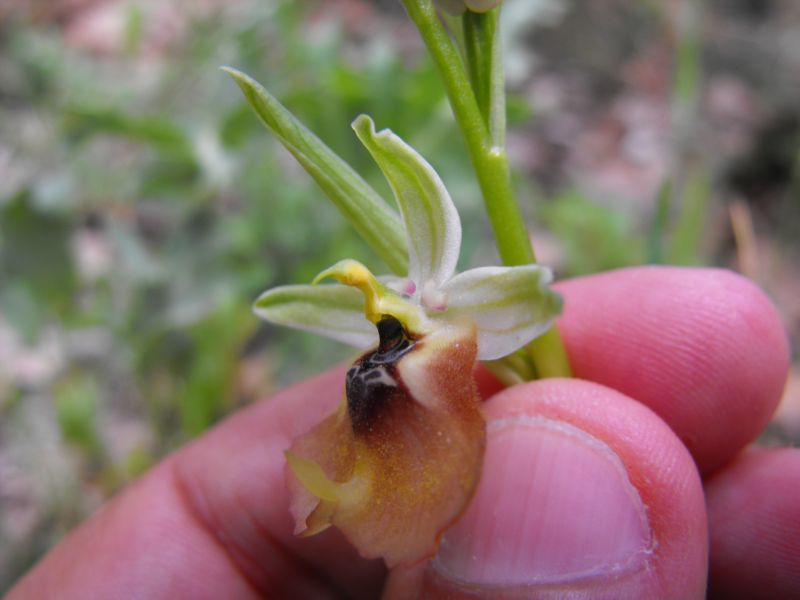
<box><xmin>253</xmin><ymin>284</ymin><xmax>376</xmax><ymax>348</ymax></box>
<box><xmin>352</xmin><ymin>114</ymin><xmax>461</xmax><ymax>288</ymax></box>
<box><xmin>222</xmin><ymin>67</ymin><xmax>408</xmax><ymax>275</ymax></box>
<box><xmin>0</xmin><ymin>190</ymin><xmax>76</xmax><ymax>313</ymax></box>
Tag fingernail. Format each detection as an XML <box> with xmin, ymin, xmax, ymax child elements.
<box><xmin>434</xmin><ymin>416</ymin><xmax>652</xmax><ymax>587</ymax></box>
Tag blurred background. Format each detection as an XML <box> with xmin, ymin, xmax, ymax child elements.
<box><xmin>0</xmin><ymin>0</ymin><xmax>798</xmax><ymax>589</ymax></box>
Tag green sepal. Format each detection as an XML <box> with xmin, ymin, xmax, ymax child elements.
<box><xmin>253</xmin><ymin>284</ymin><xmax>376</xmax><ymax>348</ymax></box>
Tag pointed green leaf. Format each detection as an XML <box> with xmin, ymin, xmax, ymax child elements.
<box><xmin>222</xmin><ymin>67</ymin><xmax>408</xmax><ymax>275</ymax></box>
<box><xmin>352</xmin><ymin>114</ymin><xmax>461</xmax><ymax>289</ymax></box>
<box><xmin>440</xmin><ymin>265</ymin><xmax>561</xmax><ymax>360</ymax></box>
<box><xmin>253</xmin><ymin>284</ymin><xmax>377</xmax><ymax>348</ymax></box>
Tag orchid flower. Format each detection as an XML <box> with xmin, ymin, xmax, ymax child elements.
<box><xmin>256</xmin><ymin>115</ymin><xmax>560</xmax><ymax>363</ymax></box>
<box><xmin>254</xmin><ymin>115</ymin><xmax>561</xmax><ymax>567</ymax></box>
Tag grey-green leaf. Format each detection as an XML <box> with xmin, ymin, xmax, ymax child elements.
<box><xmin>223</xmin><ymin>67</ymin><xmax>408</xmax><ymax>275</ymax></box>
<box><xmin>253</xmin><ymin>284</ymin><xmax>377</xmax><ymax>348</ymax></box>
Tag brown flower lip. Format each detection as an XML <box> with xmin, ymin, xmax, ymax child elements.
<box><xmin>286</xmin><ymin>315</ymin><xmax>486</xmax><ymax>567</ymax></box>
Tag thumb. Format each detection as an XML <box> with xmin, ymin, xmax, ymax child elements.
<box><xmin>385</xmin><ymin>379</ymin><xmax>708</xmax><ymax>599</ymax></box>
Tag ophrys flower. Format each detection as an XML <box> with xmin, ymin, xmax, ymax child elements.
<box><xmin>255</xmin><ymin>115</ymin><xmax>560</xmax><ymax>566</ymax></box>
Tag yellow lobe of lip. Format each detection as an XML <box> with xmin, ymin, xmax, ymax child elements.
<box><xmin>284</xmin><ymin>451</ymin><xmax>339</xmax><ymax>502</ymax></box>
<box><xmin>312</xmin><ymin>259</ymin><xmax>429</xmax><ymax>334</ymax></box>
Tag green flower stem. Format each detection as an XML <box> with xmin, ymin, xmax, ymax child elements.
<box><xmin>528</xmin><ymin>327</ymin><xmax>572</xmax><ymax>379</ymax></box>
<box><xmin>401</xmin><ymin>0</ymin><xmax>571</xmax><ymax>378</ymax></box>
<box><xmin>400</xmin><ymin>1</ymin><xmax>529</xmax><ymax>266</ymax></box>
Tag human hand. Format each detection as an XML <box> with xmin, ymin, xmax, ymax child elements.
<box><xmin>8</xmin><ymin>267</ymin><xmax>795</xmax><ymax>599</ymax></box>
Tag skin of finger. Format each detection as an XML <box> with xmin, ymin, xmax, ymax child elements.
<box><xmin>555</xmin><ymin>267</ymin><xmax>790</xmax><ymax>475</ymax></box>
<box><xmin>386</xmin><ymin>379</ymin><xmax>709</xmax><ymax>599</ymax></box>
<box><xmin>6</xmin><ymin>364</ymin><xmax>558</xmax><ymax>599</ymax></box>
<box><xmin>169</xmin><ymin>364</ymin><xmax>387</xmax><ymax>598</ymax></box>
<box><xmin>6</xmin><ymin>462</ymin><xmax>267</xmax><ymax>600</ymax></box>
<box><xmin>7</xmin><ymin>367</ymin><xmax>386</xmax><ymax>600</ymax></box>
<box><xmin>706</xmin><ymin>447</ymin><xmax>800</xmax><ymax>599</ymax></box>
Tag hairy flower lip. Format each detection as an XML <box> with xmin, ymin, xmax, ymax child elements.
<box><xmin>286</xmin><ymin>317</ymin><xmax>486</xmax><ymax>567</ymax></box>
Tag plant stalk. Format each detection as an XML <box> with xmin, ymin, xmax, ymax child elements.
<box><xmin>401</xmin><ymin>0</ymin><xmax>572</xmax><ymax>377</ymax></box>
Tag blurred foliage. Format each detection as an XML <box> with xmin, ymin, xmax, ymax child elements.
<box><xmin>538</xmin><ymin>189</ymin><xmax>644</xmax><ymax>276</ymax></box>
<box><xmin>0</xmin><ymin>1</ymin><xmax>475</xmax><ymax>439</ymax></box>
<box><xmin>0</xmin><ymin>1</ymin><xmax>479</xmax><ymax>588</ymax></box>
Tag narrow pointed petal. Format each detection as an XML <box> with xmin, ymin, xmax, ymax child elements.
<box><xmin>286</xmin><ymin>320</ymin><xmax>485</xmax><ymax>567</ymax></box>
<box><xmin>253</xmin><ymin>284</ymin><xmax>377</xmax><ymax>348</ymax></box>
<box><xmin>352</xmin><ymin>114</ymin><xmax>461</xmax><ymax>289</ymax></box>
<box><xmin>440</xmin><ymin>265</ymin><xmax>562</xmax><ymax>360</ymax></box>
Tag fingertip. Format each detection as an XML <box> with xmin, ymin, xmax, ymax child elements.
<box><xmin>707</xmin><ymin>447</ymin><xmax>800</xmax><ymax>599</ymax></box>
<box><xmin>407</xmin><ymin>379</ymin><xmax>708</xmax><ymax>599</ymax></box>
<box><xmin>557</xmin><ymin>267</ymin><xmax>790</xmax><ymax>474</ymax></box>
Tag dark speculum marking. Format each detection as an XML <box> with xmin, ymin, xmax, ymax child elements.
<box><xmin>346</xmin><ymin>316</ymin><xmax>416</xmax><ymax>433</ymax></box>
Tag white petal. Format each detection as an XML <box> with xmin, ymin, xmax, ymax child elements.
<box><xmin>439</xmin><ymin>265</ymin><xmax>561</xmax><ymax>360</ymax></box>
<box><xmin>352</xmin><ymin>115</ymin><xmax>461</xmax><ymax>289</ymax></box>
<box><xmin>253</xmin><ymin>284</ymin><xmax>377</xmax><ymax>348</ymax></box>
